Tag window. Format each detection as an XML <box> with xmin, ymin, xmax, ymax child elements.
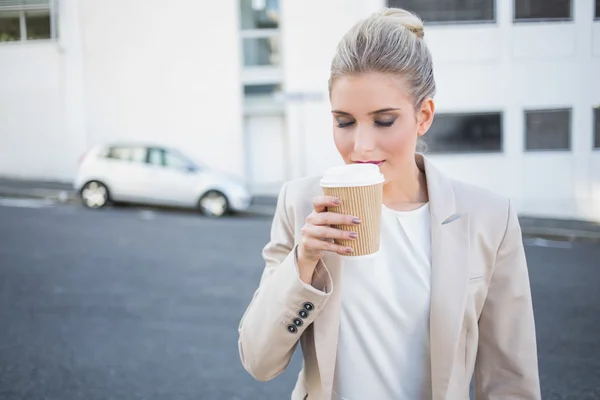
<box><xmin>594</xmin><ymin>108</ymin><xmax>600</xmax><ymax>149</ymax></box>
<box><xmin>596</xmin><ymin>0</ymin><xmax>600</xmax><ymax>19</ymax></box>
<box><xmin>165</xmin><ymin>150</ymin><xmax>192</xmax><ymax>170</ymax></box>
<box><xmin>240</xmin><ymin>0</ymin><xmax>279</xmax><ymax>29</ymax></box>
<box><xmin>386</xmin><ymin>0</ymin><xmax>495</xmax><ymax>24</ymax></box>
<box><xmin>514</xmin><ymin>0</ymin><xmax>572</xmax><ymax>22</ymax></box>
<box><xmin>147</xmin><ymin>148</ymin><xmax>196</xmax><ymax>170</ymax></box>
<box><xmin>244</xmin><ymin>83</ymin><xmax>280</xmax><ymax>96</ymax></box>
<box><xmin>243</xmin><ymin>36</ymin><xmax>279</xmax><ymax>66</ymax></box>
<box><xmin>240</xmin><ymin>0</ymin><xmax>280</xmax><ymax>67</ymax></box>
<box><xmin>0</xmin><ymin>11</ymin><xmax>19</xmax><ymax>41</ymax></box>
<box><xmin>525</xmin><ymin>109</ymin><xmax>571</xmax><ymax>151</ymax></box>
<box><xmin>106</xmin><ymin>146</ymin><xmax>147</xmax><ymax>163</ymax></box>
<box><xmin>148</xmin><ymin>148</ymin><xmax>164</xmax><ymax>166</ymax></box>
<box><xmin>425</xmin><ymin>112</ymin><xmax>502</xmax><ymax>154</ymax></box>
<box><xmin>0</xmin><ymin>0</ymin><xmax>57</xmax><ymax>42</ymax></box>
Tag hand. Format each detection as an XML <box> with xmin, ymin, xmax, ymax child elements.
<box><xmin>296</xmin><ymin>196</ymin><xmax>360</xmax><ymax>281</ymax></box>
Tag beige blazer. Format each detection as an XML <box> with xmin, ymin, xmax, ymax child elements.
<box><xmin>238</xmin><ymin>154</ymin><xmax>541</xmax><ymax>400</ymax></box>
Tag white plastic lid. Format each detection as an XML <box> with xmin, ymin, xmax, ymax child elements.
<box><xmin>320</xmin><ymin>163</ymin><xmax>384</xmax><ymax>188</ymax></box>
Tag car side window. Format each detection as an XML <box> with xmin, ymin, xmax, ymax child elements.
<box><xmin>147</xmin><ymin>148</ymin><xmax>165</xmax><ymax>167</ymax></box>
<box><xmin>106</xmin><ymin>146</ymin><xmax>147</xmax><ymax>163</ymax></box>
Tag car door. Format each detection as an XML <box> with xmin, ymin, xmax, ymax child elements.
<box><xmin>102</xmin><ymin>146</ymin><xmax>151</xmax><ymax>201</ymax></box>
<box><xmin>145</xmin><ymin>147</ymin><xmax>199</xmax><ymax>207</ymax></box>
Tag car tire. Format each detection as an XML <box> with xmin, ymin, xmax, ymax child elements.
<box><xmin>198</xmin><ymin>190</ymin><xmax>230</xmax><ymax>218</ymax></box>
<box><xmin>81</xmin><ymin>180</ymin><xmax>110</xmax><ymax>209</ymax></box>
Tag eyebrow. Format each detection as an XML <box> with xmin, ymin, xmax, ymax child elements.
<box><xmin>331</xmin><ymin>108</ymin><xmax>401</xmax><ymax>116</ymax></box>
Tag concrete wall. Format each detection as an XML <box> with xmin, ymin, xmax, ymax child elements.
<box><xmin>0</xmin><ymin>42</ymin><xmax>68</xmax><ymax>180</ymax></box>
<box><xmin>78</xmin><ymin>0</ymin><xmax>245</xmax><ymax>178</ymax></box>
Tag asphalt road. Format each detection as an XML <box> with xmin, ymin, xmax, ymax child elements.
<box><xmin>0</xmin><ymin>199</ymin><xmax>598</xmax><ymax>400</ymax></box>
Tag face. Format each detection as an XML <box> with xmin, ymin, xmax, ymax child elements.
<box><xmin>330</xmin><ymin>72</ymin><xmax>434</xmax><ymax>183</ymax></box>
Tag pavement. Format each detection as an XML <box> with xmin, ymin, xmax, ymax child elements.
<box><xmin>0</xmin><ymin>201</ymin><xmax>598</xmax><ymax>400</ymax></box>
<box><xmin>1</xmin><ymin>177</ymin><xmax>600</xmax><ymax>243</ymax></box>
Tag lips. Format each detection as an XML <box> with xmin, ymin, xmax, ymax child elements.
<box><xmin>353</xmin><ymin>160</ymin><xmax>385</xmax><ymax>166</ymax></box>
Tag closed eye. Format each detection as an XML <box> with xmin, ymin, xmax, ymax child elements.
<box><xmin>375</xmin><ymin>120</ymin><xmax>395</xmax><ymax>127</ymax></box>
<box><xmin>336</xmin><ymin>121</ymin><xmax>355</xmax><ymax>128</ymax></box>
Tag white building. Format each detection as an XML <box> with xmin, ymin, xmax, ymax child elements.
<box><xmin>1</xmin><ymin>0</ymin><xmax>599</xmax><ymax>221</ymax></box>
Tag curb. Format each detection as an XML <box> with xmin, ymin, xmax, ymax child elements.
<box><xmin>520</xmin><ymin>226</ymin><xmax>600</xmax><ymax>244</ymax></box>
<box><xmin>1</xmin><ymin>187</ymin><xmax>599</xmax><ymax>243</ymax></box>
<box><xmin>0</xmin><ymin>186</ymin><xmax>79</xmax><ymax>204</ymax></box>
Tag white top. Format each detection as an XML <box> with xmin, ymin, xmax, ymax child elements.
<box><xmin>332</xmin><ymin>203</ymin><xmax>433</xmax><ymax>400</ymax></box>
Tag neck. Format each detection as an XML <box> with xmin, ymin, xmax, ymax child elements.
<box><xmin>382</xmin><ymin>159</ymin><xmax>429</xmax><ymax>211</ymax></box>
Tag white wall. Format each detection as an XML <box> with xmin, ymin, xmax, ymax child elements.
<box><xmin>0</xmin><ymin>42</ymin><xmax>69</xmax><ymax>180</ymax></box>
<box><xmin>79</xmin><ymin>0</ymin><xmax>245</xmax><ymax>179</ymax></box>
<box><xmin>279</xmin><ymin>0</ymin><xmax>600</xmax><ymax>221</ymax></box>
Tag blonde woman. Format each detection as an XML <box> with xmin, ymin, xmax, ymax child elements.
<box><xmin>238</xmin><ymin>8</ymin><xmax>541</xmax><ymax>400</ymax></box>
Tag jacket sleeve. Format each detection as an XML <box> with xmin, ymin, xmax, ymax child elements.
<box><xmin>475</xmin><ymin>200</ymin><xmax>541</xmax><ymax>399</ymax></box>
<box><xmin>238</xmin><ymin>182</ymin><xmax>333</xmax><ymax>381</ymax></box>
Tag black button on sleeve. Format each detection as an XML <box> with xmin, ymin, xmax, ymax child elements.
<box><xmin>293</xmin><ymin>318</ymin><xmax>303</xmax><ymax>327</ymax></box>
<box><xmin>299</xmin><ymin>310</ymin><xmax>308</xmax><ymax>319</ymax></box>
<box><xmin>287</xmin><ymin>325</ymin><xmax>298</xmax><ymax>334</ymax></box>
<box><xmin>303</xmin><ymin>302</ymin><xmax>314</xmax><ymax>311</ymax></box>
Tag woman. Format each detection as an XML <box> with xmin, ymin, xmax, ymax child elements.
<box><xmin>238</xmin><ymin>7</ymin><xmax>541</xmax><ymax>400</ymax></box>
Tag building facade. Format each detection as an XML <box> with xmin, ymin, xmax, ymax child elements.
<box><xmin>1</xmin><ymin>0</ymin><xmax>599</xmax><ymax>221</ymax></box>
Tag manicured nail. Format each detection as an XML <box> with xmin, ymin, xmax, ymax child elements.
<box><xmin>352</xmin><ymin>217</ymin><xmax>361</xmax><ymax>224</ymax></box>
<box><xmin>345</xmin><ymin>247</ymin><xmax>353</xmax><ymax>254</ymax></box>
<box><xmin>332</xmin><ymin>198</ymin><xmax>341</xmax><ymax>205</ymax></box>
<box><xmin>349</xmin><ymin>232</ymin><xmax>358</xmax><ymax>239</ymax></box>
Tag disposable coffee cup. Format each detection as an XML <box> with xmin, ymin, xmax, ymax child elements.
<box><xmin>320</xmin><ymin>164</ymin><xmax>384</xmax><ymax>258</ymax></box>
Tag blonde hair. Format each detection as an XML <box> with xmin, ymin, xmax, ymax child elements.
<box><xmin>329</xmin><ymin>8</ymin><xmax>436</xmax><ymax>109</ymax></box>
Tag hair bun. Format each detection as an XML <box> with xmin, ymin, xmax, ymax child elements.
<box><xmin>379</xmin><ymin>8</ymin><xmax>425</xmax><ymax>39</ymax></box>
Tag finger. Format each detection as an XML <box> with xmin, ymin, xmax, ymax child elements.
<box><xmin>303</xmin><ymin>237</ymin><xmax>353</xmax><ymax>255</ymax></box>
<box><xmin>307</xmin><ymin>211</ymin><xmax>361</xmax><ymax>227</ymax></box>
<box><xmin>304</xmin><ymin>225</ymin><xmax>357</xmax><ymax>241</ymax></box>
<box><xmin>312</xmin><ymin>196</ymin><xmax>341</xmax><ymax>213</ymax></box>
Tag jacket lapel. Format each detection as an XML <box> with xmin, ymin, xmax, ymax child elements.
<box><xmin>421</xmin><ymin>155</ymin><xmax>471</xmax><ymax>399</ymax></box>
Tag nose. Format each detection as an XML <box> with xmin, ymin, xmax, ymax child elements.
<box><xmin>353</xmin><ymin>125</ymin><xmax>377</xmax><ymax>155</ymax></box>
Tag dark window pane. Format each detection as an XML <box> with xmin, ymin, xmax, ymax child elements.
<box><xmin>25</xmin><ymin>10</ymin><xmax>50</xmax><ymax>40</ymax></box>
<box><xmin>425</xmin><ymin>112</ymin><xmax>502</xmax><ymax>154</ymax></box>
<box><xmin>596</xmin><ymin>0</ymin><xmax>600</xmax><ymax>18</ymax></box>
<box><xmin>0</xmin><ymin>11</ymin><xmax>21</xmax><ymax>42</ymax></box>
<box><xmin>387</xmin><ymin>0</ymin><xmax>494</xmax><ymax>23</ymax></box>
<box><xmin>240</xmin><ymin>0</ymin><xmax>279</xmax><ymax>29</ymax></box>
<box><xmin>594</xmin><ymin>108</ymin><xmax>600</xmax><ymax>149</ymax></box>
<box><xmin>244</xmin><ymin>84</ymin><xmax>280</xmax><ymax>96</ymax></box>
<box><xmin>515</xmin><ymin>0</ymin><xmax>571</xmax><ymax>20</ymax></box>
<box><xmin>525</xmin><ymin>109</ymin><xmax>571</xmax><ymax>151</ymax></box>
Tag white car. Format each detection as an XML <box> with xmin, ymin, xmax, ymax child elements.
<box><xmin>74</xmin><ymin>143</ymin><xmax>252</xmax><ymax>217</ymax></box>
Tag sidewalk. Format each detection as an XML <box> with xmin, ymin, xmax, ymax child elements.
<box><xmin>1</xmin><ymin>177</ymin><xmax>599</xmax><ymax>243</ymax></box>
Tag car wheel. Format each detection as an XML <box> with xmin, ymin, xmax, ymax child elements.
<box><xmin>81</xmin><ymin>181</ymin><xmax>110</xmax><ymax>209</ymax></box>
<box><xmin>198</xmin><ymin>190</ymin><xmax>229</xmax><ymax>217</ymax></box>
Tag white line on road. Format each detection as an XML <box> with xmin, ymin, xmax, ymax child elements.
<box><xmin>524</xmin><ymin>237</ymin><xmax>573</xmax><ymax>249</ymax></box>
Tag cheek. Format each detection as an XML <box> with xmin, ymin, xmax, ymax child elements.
<box><xmin>333</xmin><ymin>130</ymin><xmax>353</xmax><ymax>158</ymax></box>
<box><xmin>381</xmin><ymin>123</ymin><xmax>418</xmax><ymax>154</ymax></box>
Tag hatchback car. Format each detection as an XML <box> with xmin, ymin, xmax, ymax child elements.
<box><xmin>74</xmin><ymin>143</ymin><xmax>252</xmax><ymax>217</ymax></box>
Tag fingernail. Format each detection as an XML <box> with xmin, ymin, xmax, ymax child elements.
<box><xmin>345</xmin><ymin>247</ymin><xmax>353</xmax><ymax>254</ymax></box>
<box><xmin>349</xmin><ymin>232</ymin><xmax>358</xmax><ymax>239</ymax></box>
<box><xmin>333</xmin><ymin>198</ymin><xmax>341</xmax><ymax>205</ymax></box>
<box><xmin>352</xmin><ymin>217</ymin><xmax>361</xmax><ymax>224</ymax></box>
